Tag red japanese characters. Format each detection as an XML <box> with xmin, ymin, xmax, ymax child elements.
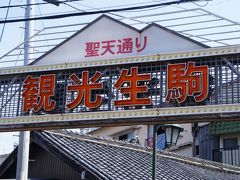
<box><xmin>85</xmin><ymin>36</ymin><xmax>147</xmax><ymax>57</ymax></box>
<box><xmin>66</xmin><ymin>71</ymin><xmax>103</xmax><ymax>110</ymax></box>
<box><xmin>22</xmin><ymin>74</ymin><xmax>56</xmax><ymax>113</ymax></box>
<box><xmin>22</xmin><ymin>63</ymin><xmax>209</xmax><ymax>113</ymax></box>
<box><xmin>166</xmin><ymin>62</ymin><xmax>209</xmax><ymax>103</ymax></box>
<box><xmin>114</xmin><ymin>67</ymin><xmax>152</xmax><ymax>107</ymax></box>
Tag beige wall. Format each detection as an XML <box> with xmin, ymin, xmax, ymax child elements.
<box><xmin>90</xmin><ymin>125</ymin><xmax>149</xmax><ymax>146</ymax></box>
<box><xmin>177</xmin><ymin>124</ymin><xmax>193</xmax><ymax>145</ymax></box>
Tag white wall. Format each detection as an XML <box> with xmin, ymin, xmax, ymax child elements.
<box><xmin>177</xmin><ymin>124</ymin><xmax>193</xmax><ymax>146</ymax></box>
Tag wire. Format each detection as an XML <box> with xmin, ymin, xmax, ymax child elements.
<box><xmin>0</xmin><ymin>1</ymin><xmax>163</xmax><ymax>20</ymax></box>
<box><xmin>192</xmin><ymin>0</ymin><xmax>210</xmax><ymax>7</ymax></box>
<box><xmin>0</xmin><ymin>1</ymin><xmax>158</xmax><ymax>20</ymax></box>
<box><xmin>37</xmin><ymin>0</ymin><xmax>51</xmax><ymax>51</ymax></box>
<box><xmin>14</xmin><ymin>30</ymin><xmax>24</xmax><ymax>66</ymax></box>
<box><xmin>0</xmin><ymin>0</ymin><xmax>207</xmax><ymax>24</ymax></box>
<box><xmin>62</xmin><ymin>2</ymin><xmax>84</xmax><ymax>12</ymax></box>
<box><xmin>72</xmin><ymin>1</ymin><xmax>159</xmax><ymax>11</ymax></box>
<box><xmin>0</xmin><ymin>0</ymin><xmax>82</xmax><ymax>9</ymax></box>
<box><xmin>0</xmin><ymin>0</ymin><xmax>12</xmax><ymax>44</ymax></box>
<box><xmin>171</xmin><ymin>4</ymin><xmax>208</xmax><ymax>15</ymax></box>
<box><xmin>118</xmin><ymin>5</ymin><xmax>169</xmax><ymax>13</ymax></box>
<box><xmin>66</xmin><ymin>1</ymin><xmax>148</xmax><ymax>25</ymax></box>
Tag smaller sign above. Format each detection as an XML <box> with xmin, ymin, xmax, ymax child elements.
<box><xmin>33</xmin><ymin>15</ymin><xmax>206</xmax><ymax>66</ymax></box>
<box><xmin>85</xmin><ymin>36</ymin><xmax>147</xmax><ymax>57</ymax></box>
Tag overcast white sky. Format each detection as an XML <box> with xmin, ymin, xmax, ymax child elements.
<box><xmin>0</xmin><ymin>0</ymin><xmax>239</xmax><ymax>155</ymax></box>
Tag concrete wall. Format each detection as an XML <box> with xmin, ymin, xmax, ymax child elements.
<box><xmin>177</xmin><ymin>124</ymin><xmax>193</xmax><ymax>146</ymax></box>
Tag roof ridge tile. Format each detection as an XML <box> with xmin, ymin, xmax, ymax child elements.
<box><xmin>41</xmin><ymin>130</ymin><xmax>240</xmax><ymax>175</ymax></box>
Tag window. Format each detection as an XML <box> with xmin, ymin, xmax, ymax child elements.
<box><xmin>223</xmin><ymin>137</ymin><xmax>238</xmax><ymax>149</ymax></box>
<box><xmin>156</xmin><ymin>133</ymin><xmax>166</xmax><ymax>150</ymax></box>
<box><xmin>119</xmin><ymin>132</ymin><xmax>134</xmax><ymax>141</ymax></box>
<box><xmin>195</xmin><ymin>145</ymin><xmax>199</xmax><ymax>156</ymax></box>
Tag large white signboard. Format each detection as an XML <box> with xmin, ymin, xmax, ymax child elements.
<box><xmin>33</xmin><ymin>15</ymin><xmax>206</xmax><ymax>65</ymax></box>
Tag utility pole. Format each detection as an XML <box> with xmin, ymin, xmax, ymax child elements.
<box><xmin>16</xmin><ymin>0</ymin><xmax>34</xmax><ymax>179</ymax></box>
<box><xmin>16</xmin><ymin>1</ymin><xmax>59</xmax><ymax>179</ymax></box>
<box><xmin>23</xmin><ymin>0</ymin><xmax>34</xmax><ymax>67</ymax></box>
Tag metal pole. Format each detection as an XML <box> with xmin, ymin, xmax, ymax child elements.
<box><xmin>16</xmin><ymin>0</ymin><xmax>34</xmax><ymax>179</ymax></box>
<box><xmin>23</xmin><ymin>0</ymin><xmax>34</xmax><ymax>66</ymax></box>
<box><xmin>16</xmin><ymin>131</ymin><xmax>30</xmax><ymax>180</ymax></box>
<box><xmin>151</xmin><ymin>125</ymin><xmax>157</xmax><ymax>180</ymax></box>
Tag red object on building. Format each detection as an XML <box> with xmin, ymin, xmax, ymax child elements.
<box><xmin>166</xmin><ymin>62</ymin><xmax>208</xmax><ymax>103</ymax></box>
<box><xmin>114</xmin><ymin>67</ymin><xmax>152</xmax><ymax>107</ymax></box>
<box><xmin>22</xmin><ymin>74</ymin><xmax>56</xmax><ymax>112</ymax></box>
<box><xmin>66</xmin><ymin>71</ymin><xmax>103</xmax><ymax>110</ymax></box>
<box><xmin>117</xmin><ymin>38</ymin><xmax>133</xmax><ymax>54</ymax></box>
<box><xmin>101</xmin><ymin>40</ymin><xmax>116</xmax><ymax>55</ymax></box>
<box><xmin>146</xmin><ymin>137</ymin><xmax>153</xmax><ymax>148</ymax></box>
<box><xmin>84</xmin><ymin>36</ymin><xmax>148</xmax><ymax>57</ymax></box>
<box><xmin>136</xmin><ymin>36</ymin><xmax>147</xmax><ymax>53</ymax></box>
<box><xmin>85</xmin><ymin>42</ymin><xmax>100</xmax><ymax>57</ymax></box>
<box><xmin>22</xmin><ymin>76</ymin><xmax>38</xmax><ymax>112</ymax></box>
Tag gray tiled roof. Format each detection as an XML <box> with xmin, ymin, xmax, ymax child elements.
<box><xmin>32</xmin><ymin>130</ymin><xmax>240</xmax><ymax>180</ymax></box>
<box><xmin>0</xmin><ymin>154</ymin><xmax>8</xmax><ymax>165</ymax></box>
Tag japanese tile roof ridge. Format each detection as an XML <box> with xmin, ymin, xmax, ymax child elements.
<box><xmin>34</xmin><ymin>130</ymin><xmax>240</xmax><ymax>175</ymax></box>
<box><xmin>159</xmin><ymin>148</ymin><xmax>240</xmax><ymax>174</ymax></box>
<box><xmin>42</xmin><ymin>129</ymin><xmax>146</xmax><ymax>150</ymax></box>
